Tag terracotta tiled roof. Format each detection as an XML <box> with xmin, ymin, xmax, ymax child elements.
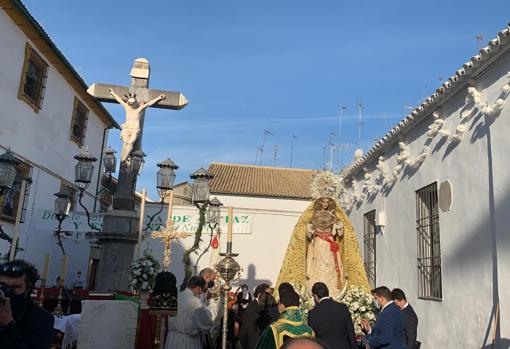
<box><xmin>208</xmin><ymin>162</ymin><xmax>316</xmax><ymax>199</ymax></box>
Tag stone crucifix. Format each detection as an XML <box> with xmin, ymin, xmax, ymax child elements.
<box><xmin>87</xmin><ymin>58</ymin><xmax>188</xmax><ymax>291</ymax></box>
<box><xmin>151</xmin><ymin>191</ymin><xmax>191</xmax><ymax>271</ymax></box>
<box><xmin>87</xmin><ymin>58</ymin><xmax>188</xmax><ymax>210</ymax></box>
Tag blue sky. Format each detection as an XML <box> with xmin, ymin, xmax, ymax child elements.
<box><xmin>24</xmin><ymin>0</ymin><xmax>510</xmax><ymax>198</ymax></box>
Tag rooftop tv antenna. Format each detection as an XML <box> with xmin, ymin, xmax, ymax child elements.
<box><xmin>336</xmin><ymin>105</ymin><xmax>347</xmax><ymax>171</ymax></box>
<box><xmin>273</xmin><ymin>144</ymin><xmax>280</xmax><ymax>167</ymax></box>
<box><xmin>357</xmin><ymin>101</ymin><xmax>364</xmax><ymax>142</ymax></box>
<box><xmin>338</xmin><ymin>143</ymin><xmax>351</xmax><ymax>170</ymax></box>
<box><xmin>255</xmin><ymin>129</ymin><xmax>274</xmax><ymax>165</ymax></box>
<box><xmin>290</xmin><ymin>134</ymin><xmax>298</xmax><ymax>168</ymax></box>
<box><xmin>323</xmin><ymin>132</ymin><xmax>336</xmax><ymax>172</ymax></box>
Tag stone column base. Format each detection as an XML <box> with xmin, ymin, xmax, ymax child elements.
<box><xmin>95</xmin><ymin>210</ymin><xmax>139</xmax><ymax>291</ymax></box>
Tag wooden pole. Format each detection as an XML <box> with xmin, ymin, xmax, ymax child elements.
<box><xmin>135</xmin><ymin>188</ymin><xmax>147</xmax><ymax>259</ymax></box>
<box><xmin>9</xmin><ymin>180</ymin><xmax>26</xmax><ymax>261</ymax></box>
<box><xmin>41</xmin><ymin>254</ymin><xmax>51</xmax><ymax>287</ymax></box>
<box><xmin>59</xmin><ymin>255</ymin><xmax>69</xmax><ymax>284</ymax></box>
<box><xmin>166</xmin><ymin>190</ymin><xmax>174</xmax><ymax>226</ymax></box>
<box><xmin>227</xmin><ymin>207</ymin><xmax>233</xmax><ymax>243</ymax></box>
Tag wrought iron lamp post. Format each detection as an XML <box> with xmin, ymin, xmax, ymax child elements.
<box><xmin>103</xmin><ymin>147</ymin><xmax>117</xmax><ymax>176</ymax></box>
<box><xmin>144</xmin><ymin>158</ymin><xmax>178</xmax><ymax>231</ymax></box>
<box><xmin>156</xmin><ymin>158</ymin><xmax>178</xmax><ymax>199</ymax></box>
<box><xmin>53</xmin><ymin>189</ymin><xmax>71</xmax><ymax>256</ymax></box>
<box><xmin>73</xmin><ymin>150</ymin><xmax>101</xmax><ymax>233</ymax></box>
<box><xmin>0</xmin><ymin>150</ymin><xmax>18</xmax><ymax>197</ymax></box>
<box><xmin>190</xmin><ymin>167</ymin><xmax>214</xmax><ymax>208</ymax></box>
<box><xmin>130</xmin><ymin>150</ymin><xmax>146</xmax><ymax>176</ymax></box>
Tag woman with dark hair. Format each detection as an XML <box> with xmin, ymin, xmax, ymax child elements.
<box><xmin>239</xmin><ymin>284</ymin><xmax>275</xmax><ymax>349</ymax></box>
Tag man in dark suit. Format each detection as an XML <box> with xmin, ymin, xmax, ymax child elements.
<box><xmin>361</xmin><ymin>286</ymin><xmax>405</xmax><ymax>349</ymax></box>
<box><xmin>391</xmin><ymin>288</ymin><xmax>419</xmax><ymax>349</ymax></box>
<box><xmin>307</xmin><ymin>282</ymin><xmax>357</xmax><ymax>349</ymax></box>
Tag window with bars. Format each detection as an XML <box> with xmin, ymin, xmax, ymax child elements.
<box><xmin>364</xmin><ymin>210</ymin><xmax>376</xmax><ymax>289</ymax></box>
<box><xmin>70</xmin><ymin>97</ymin><xmax>89</xmax><ymax>146</ymax></box>
<box><xmin>0</xmin><ymin>161</ymin><xmax>31</xmax><ymax>223</ymax></box>
<box><xmin>416</xmin><ymin>182</ymin><xmax>442</xmax><ymax>300</ymax></box>
<box><xmin>18</xmin><ymin>43</ymin><xmax>48</xmax><ymax>112</ymax></box>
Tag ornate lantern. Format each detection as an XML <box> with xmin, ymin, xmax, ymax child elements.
<box><xmin>74</xmin><ymin>149</ymin><xmax>97</xmax><ymax>191</ymax></box>
<box><xmin>130</xmin><ymin>150</ymin><xmax>146</xmax><ymax>175</ymax></box>
<box><xmin>190</xmin><ymin>168</ymin><xmax>214</xmax><ymax>204</ymax></box>
<box><xmin>207</xmin><ymin>197</ymin><xmax>222</xmax><ymax>225</ymax></box>
<box><xmin>54</xmin><ymin>188</ymin><xmax>71</xmax><ymax>220</ymax></box>
<box><xmin>156</xmin><ymin>158</ymin><xmax>178</xmax><ymax>199</ymax></box>
<box><xmin>0</xmin><ymin>150</ymin><xmax>18</xmax><ymax>196</ymax></box>
<box><xmin>103</xmin><ymin>147</ymin><xmax>117</xmax><ymax>174</ymax></box>
<box><xmin>217</xmin><ymin>255</ymin><xmax>241</xmax><ymax>283</ymax></box>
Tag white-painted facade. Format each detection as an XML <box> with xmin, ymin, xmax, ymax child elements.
<box><xmin>342</xmin><ymin>25</ymin><xmax>510</xmax><ymax>348</ymax></box>
<box><xmin>0</xmin><ymin>7</ymin><xmax>116</xmax><ymax>287</ymax></box>
<box><xmin>139</xmin><ymin>195</ymin><xmax>312</xmax><ymax>291</ymax></box>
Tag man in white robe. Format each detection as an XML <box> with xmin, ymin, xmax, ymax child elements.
<box><xmin>165</xmin><ymin>276</ymin><xmax>222</xmax><ymax>349</ymax></box>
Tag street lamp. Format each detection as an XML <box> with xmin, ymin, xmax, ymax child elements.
<box><xmin>156</xmin><ymin>158</ymin><xmax>178</xmax><ymax>199</ymax></box>
<box><xmin>74</xmin><ymin>149</ymin><xmax>97</xmax><ymax>191</ymax></box>
<box><xmin>207</xmin><ymin>197</ymin><xmax>222</xmax><ymax>226</ymax></box>
<box><xmin>103</xmin><ymin>147</ymin><xmax>117</xmax><ymax>175</ymax></box>
<box><xmin>0</xmin><ymin>150</ymin><xmax>18</xmax><ymax>196</ymax></box>
<box><xmin>54</xmin><ymin>188</ymin><xmax>71</xmax><ymax>255</ymax></box>
<box><xmin>73</xmin><ymin>149</ymin><xmax>100</xmax><ymax>232</ymax></box>
<box><xmin>144</xmin><ymin>158</ymin><xmax>179</xmax><ymax>232</ymax></box>
<box><xmin>190</xmin><ymin>168</ymin><xmax>214</xmax><ymax>205</ymax></box>
<box><xmin>130</xmin><ymin>150</ymin><xmax>146</xmax><ymax>176</ymax></box>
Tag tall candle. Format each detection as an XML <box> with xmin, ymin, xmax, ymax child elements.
<box><xmin>166</xmin><ymin>190</ymin><xmax>174</xmax><ymax>225</ymax></box>
<box><xmin>59</xmin><ymin>255</ymin><xmax>68</xmax><ymax>285</ymax></box>
<box><xmin>227</xmin><ymin>207</ymin><xmax>233</xmax><ymax>243</ymax></box>
<box><xmin>41</xmin><ymin>254</ymin><xmax>51</xmax><ymax>286</ymax></box>
<box><xmin>135</xmin><ymin>188</ymin><xmax>147</xmax><ymax>259</ymax></box>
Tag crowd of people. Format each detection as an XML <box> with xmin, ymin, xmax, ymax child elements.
<box><xmin>167</xmin><ymin>270</ymin><xmax>420</xmax><ymax>349</ymax></box>
<box><xmin>0</xmin><ymin>259</ymin><xmax>419</xmax><ymax>349</ymax></box>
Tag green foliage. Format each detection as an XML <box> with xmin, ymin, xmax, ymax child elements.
<box><xmin>180</xmin><ymin>203</ymin><xmax>208</xmax><ymax>289</ymax></box>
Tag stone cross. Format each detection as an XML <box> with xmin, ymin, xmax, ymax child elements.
<box><xmin>87</xmin><ymin>58</ymin><xmax>187</xmax><ymax>291</ymax></box>
<box><xmin>87</xmin><ymin>58</ymin><xmax>188</xmax><ymax>210</ymax></box>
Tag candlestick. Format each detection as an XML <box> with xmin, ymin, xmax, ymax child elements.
<box><xmin>59</xmin><ymin>255</ymin><xmax>68</xmax><ymax>283</ymax></box>
<box><xmin>166</xmin><ymin>190</ymin><xmax>174</xmax><ymax>226</ymax></box>
<box><xmin>227</xmin><ymin>207</ymin><xmax>233</xmax><ymax>243</ymax></box>
<box><xmin>135</xmin><ymin>188</ymin><xmax>147</xmax><ymax>259</ymax></box>
<box><xmin>41</xmin><ymin>254</ymin><xmax>50</xmax><ymax>287</ymax></box>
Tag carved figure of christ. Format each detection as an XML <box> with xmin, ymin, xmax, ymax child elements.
<box><xmin>107</xmin><ymin>88</ymin><xmax>165</xmax><ymax>162</ymax></box>
<box><xmin>87</xmin><ymin>58</ymin><xmax>188</xmax><ymax>211</ymax></box>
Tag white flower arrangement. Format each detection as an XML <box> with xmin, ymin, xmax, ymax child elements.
<box><xmin>130</xmin><ymin>249</ymin><xmax>161</xmax><ymax>292</ymax></box>
<box><xmin>343</xmin><ymin>287</ymin><xmax>377</xmax><ymax>334</ymax></box>
<box><xmin>286</xmin><ymin>283</ymin><xmax>375</xmax><ymax>333</ymax></box>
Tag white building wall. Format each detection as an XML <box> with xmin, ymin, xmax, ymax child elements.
<box><xmin>345</xmin><ymin>50</ymin><xmax>510</xmax><ymax>347</ymax></box>
<box><xmin>139</xmin><ymin>196</ymin><xmax>312</xmax><ymax>291</ymax></box>
<box><xmin>0</xmin><ymin>9</ymin><xmax>111</xmax><ymax>287</ymax></box>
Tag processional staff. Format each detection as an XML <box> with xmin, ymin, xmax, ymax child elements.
<box><xmin>216</xmin><ymin>206</ymin><xmax>241</xmax><ymax>349</ymax></box>
<box><xmin>151</xmin><ymin>190</ymin><xmax>191</xmax><ymax>271</ymax></box>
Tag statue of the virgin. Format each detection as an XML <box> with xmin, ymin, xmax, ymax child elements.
<box><xmin>276</xmin><ymin>174</ymin><xmax>370</xmax><ymax>298</ymax></box>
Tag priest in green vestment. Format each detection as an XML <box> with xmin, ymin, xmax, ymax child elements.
<box><xmin>255</xmin><ymin>291</ymin><xmax>314</xmax><ymax>349</ymax></box>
